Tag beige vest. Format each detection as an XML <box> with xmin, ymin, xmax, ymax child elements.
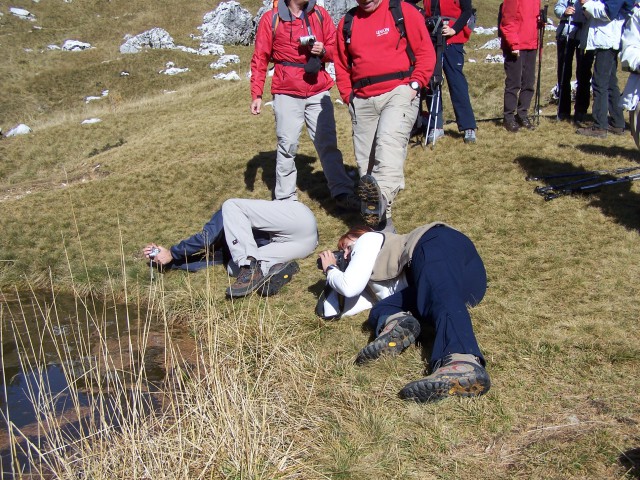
<box><xmin>370</xmin><ymin>222</ymin><xmax>453</xmax><ymax>281</ymax></box>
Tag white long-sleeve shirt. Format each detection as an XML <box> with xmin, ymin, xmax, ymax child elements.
<box><xmin>326</xmin><ymin>232</ymin><xmax>408</xmax><ymax>302</ymax></box>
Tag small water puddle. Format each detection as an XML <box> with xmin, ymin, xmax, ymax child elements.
<box><xmin>0</xmin><ymin>290</ymin><xmax>180</xmax><ymax>477</ymax></box>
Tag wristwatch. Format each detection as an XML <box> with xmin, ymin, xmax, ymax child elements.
<box><xmin>409</xmin><ymin>80</ymin><xmax>420</xmax><ymax>92</ymax></box>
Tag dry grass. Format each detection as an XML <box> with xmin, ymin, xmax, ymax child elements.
<box><xmin>1</xmin><ymin>0</ymin><xmax>639</xmax><ymax>478</ymax></box>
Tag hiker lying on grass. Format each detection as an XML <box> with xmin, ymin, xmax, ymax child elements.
<box><xmin>144</xmin><ymin>198</ymin><xmax>318</xmax><ymax>298</ymax></box>
<box><xmin>317</xmin><ymin>222</ymin><xmax>490</xmax><ymax>403</ymax></box>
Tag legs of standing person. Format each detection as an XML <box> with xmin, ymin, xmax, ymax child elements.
<box><xmin>606</xmin><ymin>50</ymin><xmax>625</xmax><ymax>130</ymax></box>
<box><xmin>443</xmin><ymin>43</ymin><xmax>477</xmax><ymax>132</ymax></box>
<box><xmin>557</xmin><ymin>35</ymin><xmax>576</xmax><ymax>119</ymax></box>
<box><xmin>221</xmin><ymin>198</ymin><xmax>317</xmax><ymax>275</ymax></box>
<box><xmin>591</xmin><ymin>48</ymin><xmax>614</xmax><ymax>130</ymax></box>
<box><xmin>503</xmin><ymin>51</ymin><xmax>523</xmax><ymax>123</ymax></box>
<box><xmin>574</xmin><ymin>47</ymin><xmax>594</xmax><ymax>121</ymax></box>
<box><xmin>304</xmin><ymin>91</ymin><xmax>355</xmax><ymax>199</ymax></box>
<box><xmin>517</xmin><ymin>49</ymin><xmax>537</xmax><ymax>121</ymax></box>
<box><xmin>273</xmin><ymin>94</ymin><xmax>305</xmax><ymax>200</ymax></box>
<box><xmin>372</xmin><ymin>85</ymin><xmax>419</xmax><ymax>219</ymax></box>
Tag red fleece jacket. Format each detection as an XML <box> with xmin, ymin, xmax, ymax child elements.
<box><xmin>250</xmin><ymin>5</ymin><xmax>336</xmax><ymax>100</ymax></box>
<box><xmin>499</xmin><ymin>0</ymin><xmax>541</xmax><ymax>52</ymax></box>
<box><xmin>334</xmin><ymin>0</ymin><xmax>435</xmax><ymax>103</ymax></box>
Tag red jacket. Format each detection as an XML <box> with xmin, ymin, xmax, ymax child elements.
<box><xmin>424</xmin><ymin>0</ymin><xmax>472</xmax><ymax>45</ymax></box>
<box><xmin>250</xmin><ymin>0</ymin><xmax>336</xmax><ymax>100</ymax></box>
<box><xmin>499</xmin><ymin>0</ymin><xmax>540</xmax><ymax>52</ymax></box>
<box><xmin>334</xmin><ymin>0</ymin><xmax>435</xmax><ymax>103</ymax></box>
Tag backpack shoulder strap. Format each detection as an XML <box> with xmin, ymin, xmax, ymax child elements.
<box><xmin>342</xmin><ymin>6</ymin><xmax>358</xmax><ymax>45</ymax></box>
<box><xmin>389</xmin><ymin>0</ymin><xmax>416</xmax><ymax>65</ymax></box>
<box><xmin>271</xmin><ymin>8</ymin><xmax>280</xmax><ymax>37</ymax></box>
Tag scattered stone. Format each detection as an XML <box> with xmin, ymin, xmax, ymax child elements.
<box><xmin>47</xmin><ymin>44</ymin><xmax>61</xmax><ymax>51</ymax></box>
<box><xmin>198</xmin><ymin>42</ymin><xmax>225</xmax><ymax>56</ymax></box>
<box><xmin>85</xmin><ymin>90</ymin><xmax>109</xmax><ymax>103</ymax></box>
<box><xmin>209</xmin><ymin>54</ymin><xmax>240</xmax><ymax>69</ymax></box>
<box><xmin>10</xmin><ymin>7</ymin><xmax>36</xmax><ymax>21</ymax></box>
<box><xmin>62</xmin><ymin>40</ymin><xmax>92</xmax><ymax>51</ymax></box>
<box><xmin>120</xmin><ymin>71</ymin><xmax>130</xmax><ymax>77</ymax></box>
<box><xmin>81</xmin><ymin>118</ymin><xmax>101</xmax><ymax>125</ymax></box>
<box><xmin>120</xmin><ymin>28</ymin><xmax>175</xmax><ymax>54</ymax></box>
<box><xmin>484</xmin><ymin>54</ymin><xmax>504</xmax><ymax>64</ymax></box>
<box><xmin>160</xmin><ymin>62</ymin><xmax>189</xmax><ymax>75</ymax></box>
<box><xmin>474</xmin><ymin>26</ymin><xmax>497</xmax><ymax>35</ymax></box>
<box><xmin>6</xmin><ymin>124</ymin><xmax>32</xmax><ymax>137</ymax></box>
<box><xmin>478</xmin><ymin>38</ymin><xmax>501</xmax><ymax>50</ymax></box>
<box><xmin>198</xmin><ymin>1</ymin><xmax>255</xmax><ymax>46</ymax></box>
<box><xmin>213</xmin><ymin>70</ymin><xmax>240</xmax><ymax>81</ymax></box>
<box><xmin>468</xmin><ymin>58</ymin><xmax>477</xmax><ymax>63</ymax></box>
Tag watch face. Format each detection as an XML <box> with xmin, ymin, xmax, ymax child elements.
<box><xmin>411</xmin><ymin>81</ymin><xmax>419</xmax><ymax>90</ymax></box>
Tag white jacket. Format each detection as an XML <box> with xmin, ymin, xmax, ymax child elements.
<box><xmin>583</xmin><ymin>0</ymin><xmax>626</xmax><ymax>50</ymax></box>
<box><xmin>620</xmin><ymin>6</ymin><xmax>640</xmax><ymax>109</ymax></box>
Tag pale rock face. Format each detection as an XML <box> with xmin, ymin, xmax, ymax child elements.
<box><xmin>198</xmin><ymin>2</ymin><xmax>255</xmax><ymax>46</ymax></box>
<box><xmin>62</xmin><ymin>40</ymin><xmax>92</xmax><ymax>51</ymax></box>
<box><xmin>6</xmin><ymin>124</ymin><xmax>33</xmax><ymax>137</ymax></box>
<box><xmin>120</xmin><ymin>28</ymin><xmax>176</xmax><ymax>54</ymax></box>
<box><xmin>210</xmin><ymin>54</ymin><xmax>240</xmax><ymax>69</ymax></box>
<box><xmin>10</xmin><ymin>7</ymin><xmax>36</xmax><ymax>21</ymax></box>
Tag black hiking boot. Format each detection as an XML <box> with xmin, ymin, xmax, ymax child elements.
<box><xmin>355</xmin><ymin>313</ymin><xmax>421</xmax><ymax>365</ymax></box>
<box><xmin>358</xmin><ymin>174</ymin><xmax>387</xmax><ymax>229</ymax></box>
<box><xmin>258</xmin><ymin>261</ymin><xmax>300</xmax><ymax>297</ymax></box>
<box><xmin>516</xmin><ymin>115</ymin><xmax>535</xmax><ymax>130</ymax></box>
<box><xmin>503</xmin><ymin>117</ymin><xmax>520</xmax><ymax>133</ymax></box>
<box><xmin>399</xmin><ymin>354</ymin><xmax>491</xmax><ymax>403</ymax></box>
<box><xmin>334</xmin><ymin>192</ymin><xmax>361</xmax><ymax>212</ymax></box>
<box><xmin>226</xmin><ymin>257</ymin><xmax>264</xmax><ymax>298</ymax></box>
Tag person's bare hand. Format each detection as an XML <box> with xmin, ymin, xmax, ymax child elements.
<box><xmin>250</xmin><ymin>98</ymin><xmax>262</xmax><ymax>115</ymax></box>
<box><xmin>565</xmin><ymin>5</ymin><xmax>576</xmax><ymax>15</ymax></box>
<box><xmin>143</xmin><ymin>244</ymin><xmax>173</xmax><ymax>265</ymax></box>
<box><xmin>310</xmin><ymin>41</ymin><xmax>325</xmax><ymax>56</ymax></box>
<box><xmin>442</xmin><ymin>25</ymin><xmax>456</xmax><ymax>37</ymax></box>
<box><xmin>319</xmin><ymin>250</ymin><xmax>337</xmax><ymax>273</ymax></box>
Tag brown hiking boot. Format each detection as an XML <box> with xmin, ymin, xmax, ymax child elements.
<box><xmin>355</xmin><ymin>312</ymin><xmax>421</xmax><ymax>365</ymax></box>
<box><xmin>503</xmin><ymin>117</ymin><xmax>520</xmax><ymax>133</ymax></box>
<box><xmin>226</xmin><ymin>257</ymin><xmax>264</xmax><ymax>298</ymax></box>
<box><xmin>358</xmin><ymin>174</ymin><xmax>387</xmax><ymax>229</ymax></box>
<box><xmin>516</xmin><ymin>115</ymin><xmax>535</xmax><ymax>130</ymax></box>
<box><xmin>258</xmin><ymin>261</ymin><xmax>300</xmax><ymax>297</ymax></box>
<box><xmin>399</xmin><ymin>353</ymin><xmax>491</xmax><ymax>403</ymax></box>
<box><xmin>608</xmin><ymin>125</ymin><xmax>625</xmax><ymax>135</ymax></box>
<box><xmin>334</xmin><ymin>193</ymin><xmax>361</xmax><ymax>212</ymax></box>
<box><xmin>576</xmin><ymin>126</ymin><xmax>607</xmax><ymax>138</ymax></box>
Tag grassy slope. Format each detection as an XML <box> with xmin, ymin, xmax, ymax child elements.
<box><xmin>1</xmin><ymin>0</ymin><xmax>639</xmax><ymax>478</ymax></box>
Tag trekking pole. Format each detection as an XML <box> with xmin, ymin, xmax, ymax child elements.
<box><xmin>534</xmin><ymin>4</ymin><xmax>548</xmax><ymax>125</ymax></box>
<box><xmin>543</xmin><ymin>173</ymin><xmax>640</xmax><ymax>200</ymax></box>
<box><xmin>526</xmin><ymin>165</ymin><xmax>640</xmax><ymax>182</ymax></box>
<box><xmin>424</xmin><ymin>16</ymin><xmax>445</xmax><ymax>148</ymax></box>
<box><xmin>556</xmin><ymin>0</ymin><xmax>574</xmax><ymax>120</ymax></box>
<box><xmin>534</xmin><ymin>175</ymin><xmax>601</xmax><ymax>194</ymax></box>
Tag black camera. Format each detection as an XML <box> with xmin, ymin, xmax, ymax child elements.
<box><xmin>425</xmin><ymin>16</ymin><xmax>443</xmax><ymax>34</ymax></box>
<box><xmin>317</xmin><ymin>250</ymin><xmax>348</xmax><ymax>272</ymax></box>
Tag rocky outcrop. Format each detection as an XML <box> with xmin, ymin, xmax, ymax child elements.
<box><xmin>198</xmin><ymin>2</ymin><xmax>255</xmax><ymax>46</ymax></box>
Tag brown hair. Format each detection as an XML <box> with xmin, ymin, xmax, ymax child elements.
<box><xmin>337</xmin><ymin>225</ymin><xmax>374</xmax><ymax>251</ymax></box>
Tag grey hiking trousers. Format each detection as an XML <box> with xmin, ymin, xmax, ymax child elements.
<box><xmin>221</xmin><ymin>198</ymin><xmax>318</xmax><ymax>276</ymax></box>
<box><xmin>273</xmin><ymin>91</ymin><xmax>354</xmax><ymax>201</ymax></box>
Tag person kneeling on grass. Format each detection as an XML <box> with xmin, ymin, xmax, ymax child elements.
<box><xmin>317</xmin><ymin>222</ymin><xmax>490</xmax><ymax>403</ymax></box>
<box><xmin>144</xmin><ymin>198</ymin><xmax>318</xmax><ymax>298</ymax></box>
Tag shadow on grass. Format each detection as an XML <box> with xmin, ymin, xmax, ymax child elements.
<box><xmin>571</xmin><ymin>143</ymin><xmax>640</xmax><ymax>162</ymax></box>
<box><xmin>514</xmin><ymin>155</ymin><xmax>640</xmax><ymax>232</ymax></box>
<box><xmin>244</xmin><ymin>151</ymin><xmax>361</xmax><ymax>222</ymax></box>
<box><xmin>619</xmin><ymin>447</ymin><xmax>640</xmax><ymax>479</ymax></box>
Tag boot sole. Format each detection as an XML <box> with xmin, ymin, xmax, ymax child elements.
<box><xmin>258</xmin><ymin>261</ymin><xmax>300</xmax><ymax>297</ymax></box>
<box><xmin>399</xmin><ymin>366</ymin><xmax>491</xmax><ymax>403</ymax></box>
<box><xmin>358</xmin><ymin>175</ymin><xmax>384</xmax><ymax>228</ymax></box>
<box><xmin>355</xmin><ymin>320</ymin><xmax>420</xmax><ymax>365</ymax></box>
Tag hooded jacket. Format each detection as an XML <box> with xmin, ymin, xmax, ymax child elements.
<box><xmin>250</xmin><ymin>0</ymin><xmax>336</xmax><ymax>100</ymax></box>
<box><xmin>582</xmin><ymin>0</ymin><xmax>634</xmax><ymax>50</ymax></box>
<box><xmin>499</xmin><ymin>0</ymin><xmax>541</xmax><ymax>52</ymax></box>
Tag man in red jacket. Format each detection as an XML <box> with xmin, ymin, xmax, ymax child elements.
<box><xmin>499</xmin><ymin>0</ymin><xmax>541</xmax><ymax>132</ymax></box>
<box><xmin>334</xmin><ymin>0</ymin><xmax>435</xmax><ymax>232</ymax></box>
<box><xmin>250</xmin><ymin>0</ymin><xmax>359</xmax><ymax>211</ymax></box>
<box><xmin>423</xmin><ymin>0</ymin><xmax>478</xmax><ymax>144</ymax></box>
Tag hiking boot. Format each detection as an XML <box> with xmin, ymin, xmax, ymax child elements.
<box><xmin>576</xmin><ymin>126</ymin><xmax>607</xmax><ymax>138</ymax></box>
<box><xmin>427</xmin><ymin>128</ymin><xmax>445</xmax><ymax>143</ymax></box>
<box><xmin>463</xmin><ymin>129</ymin><xmax>476</xmax><ymax>144</ymax></box>
<box><xmin>608</xmin><ymin>125</ymin><xmax>625</xmax><ymax>135</ymax></box>
<box><xmin>358</xmin><ymin>174</ymin><xmax>387</xmax><ymax>229</ymax></box>
<box><xmin>226</xmin><ymin>257</ymin><xmax>264</xmax><ymax>298</ymax></box>
<box><xmin>399</xmin><ymin>353</ymin><xmax>491</xmax><ymax>403</ymax></box>
<box><xmin>258</xmin><ymin>261</ymin><xmax>300</xmax><ymax>297</ymax></box>
<box><xmin>334</xmin><ymin>192</ymin><xmax>361</xmax><ymax>212</ymax></box>
<box><xmin>355</xmin><ymin>313</ymin><xmax>421</xmax><ymax>365</ymax></box>
<box><xmin>516</xmin><ymin>115</ymin><xmax>535</xmax><ymax>130</ymax></box>
<box><xmin>503</xmin><ymin>117</ymin><xmax>520</xmax><ymax>133</ymax></box>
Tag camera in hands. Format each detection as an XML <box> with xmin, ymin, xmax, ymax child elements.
<box><xmin>317</xmin><ymin>250</ymin><xmax>348</xmax><ymax>272</ymax></box>
<box><xmin>299</xmin><ymin>35</ymin><xmax>316</xmax><ymax>47</ymax></box>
